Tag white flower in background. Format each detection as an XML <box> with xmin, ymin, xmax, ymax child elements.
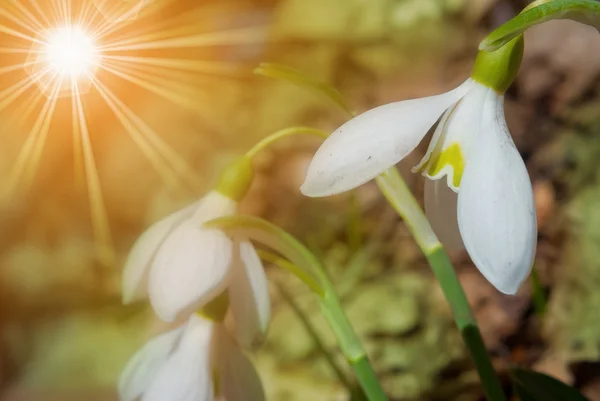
<box><xmin>118</xmin><ymin>314</ymin><xmax>265</xmax><ymax>401</ymax></box>
<box><xmin>122</xmin><ymin>158</ymin><xmax>270</xmax><ymax>345</ymax></box>
<box><xmin>300</xmin><ymin>36</ymin><xmax>536</xmax><ymax>295</ymax></box>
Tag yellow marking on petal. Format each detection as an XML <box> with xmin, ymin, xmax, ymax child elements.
<box><xmin>426</xmin><ymin>143</ymin><xmax>465</xmax><ymax>188</ymax></box>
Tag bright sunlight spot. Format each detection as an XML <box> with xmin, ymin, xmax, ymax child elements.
<box><xmin>43</xmin><ymin>26</ymin><xmax>99</xmax><ymax>78</ymax></box>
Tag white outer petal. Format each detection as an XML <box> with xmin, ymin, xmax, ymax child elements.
<box><xmin>228</xmin><ymin>241</ymin><xmax>270</xmax><ymax>348</ymax></box>
<box><xmin>148</xmin><ymin>191</ymin><xmax>237</xmax><ymax>322</ymax></box>
<box><xmin>424</xmin><ymin>178</ymin><xmax>464</xmax><ymax>252</ymax></box>
<box><xmin>142</xmin><ymin>316</ymin><xmax>214</xmax><ymax>401</ymax></box>
<box><xmin>215</xmin><ymin>325</ymin><xmax>265</xmax><ymax>401</ymax></box>
<box><xmin>300</xmin><ymin>79</ymin><xmax>474</xmax><ymax>197</ymax></box>
<box><xmin>414</xmin><ymin>81</ymin><xmax>489</xmax><ymax>191</ymax></box>
<box><xmin>149</xmin><ymin>222</ymin><xmax>234</xmax><ymax>322</ymax></box>
<box><xmin>118</xmin><ymin>326</ymin><xmax>185</xmax><ymax>401</ymax></box>
<box><xmin>457</xmin><ymin>93</ymin><xmax>537</xmax><ymax>295</ymax></box>
<box><xmin>122</xmin><ymin>202</ymin><xmax>198</xmax><ymax>304</ymax></box>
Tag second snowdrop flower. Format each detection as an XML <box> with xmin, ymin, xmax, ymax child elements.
<box><xmin>118</xmin><ymin>312</ymin><xmax>265</xmax><ymax>401</ymax></box>
<box><xmin>301</xmin><ymin>36</ymin><xmax>537</xmax><ymax>295</ymax></box>
<box><xmin>122</xmin><ymin>157</ymin><xmax>270</xmax><ymax>345</ymax></box>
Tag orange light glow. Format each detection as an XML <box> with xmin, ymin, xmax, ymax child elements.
<box><xmin>0</xmin><ymin>0</ymin><xmax>266</xmax><ymax>266</ymax></box>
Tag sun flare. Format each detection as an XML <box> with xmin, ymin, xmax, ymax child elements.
<box><xmin>0</xmin><ymin>0</ymin><xmax>266</xmax><ymax>266</ymax></box>
<box><xmin>43</xmin><ymin>25</ymin><xmax>99</xmax><ymax>78</ymax></box>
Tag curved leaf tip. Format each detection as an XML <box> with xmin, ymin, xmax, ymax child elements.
<box><xmin>480</xmin><ymin>0</ymin><xmax>600</xmax><ymax>52</ymax></box>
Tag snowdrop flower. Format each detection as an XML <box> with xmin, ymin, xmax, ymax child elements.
<box><xmin>118</xmin><ymin>313</ymin><xmax>265</xmax><ymax>401</ymax></box>
<box><xmin>301</xmin><ymin>36</ymin><xmax>536</xmax><ymax>295</ymax></box>
<box><xmin>122</xmin><ymin>157</ymin><xmax>270</xmax><ymax>345</ymax></box>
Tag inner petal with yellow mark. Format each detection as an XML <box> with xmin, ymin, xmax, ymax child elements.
<box><xmin>413</xmin><ymin>81</ymin><xmax>492</xmax><ymax>192</ymax></box>
<box><xmin>421</xmin><ymin>143</ymin><xmax>466</xmax><ymax>189</ymax></box>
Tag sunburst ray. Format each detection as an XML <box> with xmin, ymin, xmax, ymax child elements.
<box><xmin>72</xmin><ymin>79</ymin><xmax>115</xmax><ymax>266</ymax></box>
<box><xmin>2</xmin><ymin>71</ymin><xmax>62</xmax><ymax>203</ymax></box>
<box><xmin>0</xmin><ymin>0</ymin><xmax>265</xmax><ymax>267</ymax></box>
<box><xmin>90</xmin><ymin>74</ymin><xmax>201</xmax><ymax>193</ymax></box>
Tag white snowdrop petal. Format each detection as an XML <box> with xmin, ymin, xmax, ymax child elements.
<box><xmin>412</xmin><ymin>105</ymin><xmax>455</xmax><ymax>173</ymax></box>
<box><xmin>415</xmin><ymin>81</ymin><xmax>490</xmax><ymax>191</ymax></box>
<box><xmin>118</xmin><ymin>326</ymin><xmax>184</xmax><ymax>401</ymax></box>
<box><xmin>229</xmin><ymin>241</ymin><xmax>270</xmax><ymax>348</ymax></box>
<box><xmin>122</xmin><ymin>202</ymin><xmax>199</xmax><ymax>304</ymax></box>
<box><xmin>149</xmin><ymin>222</ymin><xmax>234</xmax><ymax>322</ymax></box>
<box><xmin>216</xmin><ymin>326</ymin><xmax>265</xmax><ymax>401</ymax></box>
<box><xmin>457</xmin><ymin>94</ymin><xmax>537</xmax><ymax>295</ymax></box>
<box><xmin>300</xmin><ymin>79</ymin><xmax>474</xmax><ymax>197</ymax></box>
<box><xmin>424</xmin><ymin>178</ymin><xmax>464</xmax><ymax>252</ymax></box>
<box><xmin>142</xmin><ymin>316</ymin><xmax>214</xmax><ymax>401</ymax></box>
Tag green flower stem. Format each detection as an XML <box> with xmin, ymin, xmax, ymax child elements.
<box><xmin>245</xmin><ymin>126</ymin><xmax>328</xmax><ymax>159</ymax></box>
<box><xmin>274</xmin><ymin>280</ymin><xmax>354</xmax><ymax>392</ymax></box>
<box><xmin>254</xmin><ymin>63</ymin><xmax>356</xmax><ymax>116</ymax></box>
<box><xmin>252</xmin><ymin>60</ymin><xmax>504</xmax><ymax>400</ymax></box>
<box><xmin>427</xmin><ymin>248</ymin><xmax>506</xmax><ymax>401</ymax></box>
<box><xmin>205</xmin><ymin>216</ymin><xmax>388</xmax><ymax>401</ymax></box>
<box><xmin>376</xmin><ymin>168</ymin><xmax>506</xmax><ymax>401</ymax></box>
<box><xmin>319</xmin><ymin>290</ymin><xmax>387</xmax><ymax>401</ymax></box>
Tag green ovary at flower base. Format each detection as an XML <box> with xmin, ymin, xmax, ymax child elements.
<box><xmin>300</xmin><ymin>34</ymin><xmax>536</xmax><ymax>296</ymax></box>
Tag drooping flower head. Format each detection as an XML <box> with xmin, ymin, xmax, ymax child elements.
<box><xmin>122</xmin><ymin>157</ymin><xmax>270</xmax><ymax>345</ymax></box>
<box><xmin>118</xmin><ymin>299</ymin><xmax>265</xmax><ymax>401</ymax></box>
<box><xmin>301</xmin><ymin>36</ymin><xmax>536</xmax><ymax>295</ymax></box>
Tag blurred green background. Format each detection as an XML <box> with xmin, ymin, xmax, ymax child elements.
<box><xmin>1</xmin><ymin>0</ymin><xmax>600</xmax><ymax>400</ymax></box>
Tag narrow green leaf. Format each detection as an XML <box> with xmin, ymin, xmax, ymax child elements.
<box><xmin>205</xmin><ymin>215</ymin><xmax>387</xmax><ymax>400</ymax></box>
<box><xmin>509</xmin><ymin>368</ymin><xmax>590</xmax><ymax>401</ymax></box>
<box><xmin>480</xmin><ymin>0</ymin><xmax>600</xmax><ymax>51</ymax></box>
<box><xmin>245</xmin><ymin>126</ymin><xmax>328</xmax><ymax>159</ymax></box>
<box><xmin>204</xmin><ymin>215</ymin><xmax>324</xmax><ymax>295</ymax></box>
<box><xmin>513</xmin><ymin>383</ymin><xmax>538</xmax><ymax>401</ymax></box>
<box><xmin>257</xmin><ymin>250</ymin><xmax>323</xmax><ymax>295</ymax></box>
<box><xmin>254</xmin><ymin>62</ymin><xmax>356</xmax><ymax>117</ymax></box>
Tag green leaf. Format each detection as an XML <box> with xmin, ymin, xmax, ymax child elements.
<box><xmin>204</xmin><ymin>215</ymin><xmax>372</xmax><ymax>369</ymax></box>
<box><xmin>257</xmin><ymin>250</ymin><xmax>323</xmax><ymax>294</ymax></box>
<box><xmin>480</xmin><ymin>0</ymin><xmax>600</xmax><ymax>52</ymax></box>
<box><xmin>203</xmin><ymin>215</ymin><xmax>324</xmax><ymax>295</ymax></box>
<box><xmin>513</xmin><ymin>383</ymin><xmax>538</xmax><ymax>401</ymax></box>
<box><xmin>509</xmin><ymin>368</ymin><xmax>590</xmax><ymax>401</ymax></box>
<box><xmin>254</xmin><ymin>62</ymin><xmax>355</xmax><ymax>117</ymax></box>
<box><xmin>530</xmin><ymin>267</ymin><xmax>547</xmax><ymax>317</ymax></box>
